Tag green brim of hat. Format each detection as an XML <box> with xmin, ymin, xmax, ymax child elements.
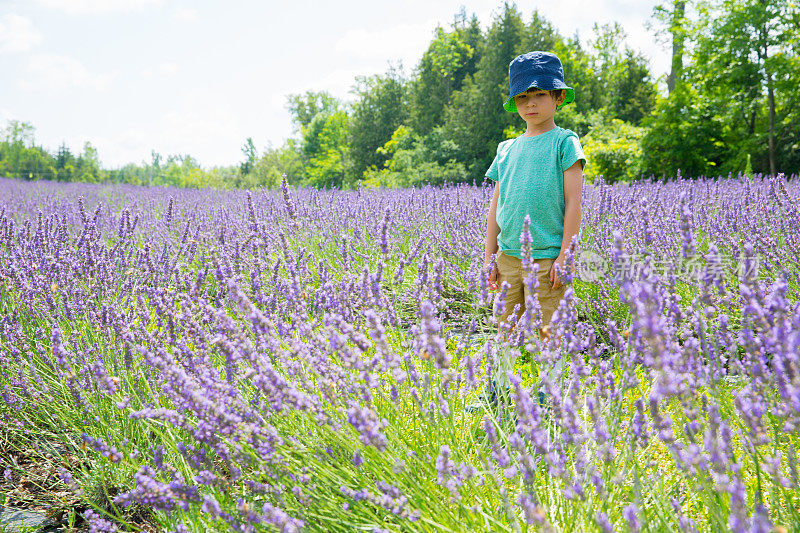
<box><xmin>503</xmin><ymin>87</ymin><xmax>575</xmax><ymax>113</ymax></box>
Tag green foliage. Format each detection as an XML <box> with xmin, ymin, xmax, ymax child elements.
<box><xmin>0</xmin><ymin>122</ymin><xmax>106</xmax><ymax>183</ymax></box>
<box><xmin>744</xmin><ymin>153</ymin><xmax>754</xmax><ymax>179</ymax></box>
<box><xmin>227</xmin><ymin>140</ymin><xmax>306</xmax><ymax>190</ymax></box>
<box><xmin>255</xmin><ymin>140</ymin><xmax>305</xmax><ymax>187</ymax></box>
<box><xmin>2</xmin><ymin>120</ymin><xmax>35</xmax><ymax>146</ymax></box>
<box><xmin>590</xmin><ymin>23</ymin><xmax>657</xmax><ymax>125</ymax></box>
<box><xmin>347</xmin><ymin>66</ymin><xmax>408</xmax><ymax>183</ymax></box>
<box><xmin>286</xmin><ymin>91</ymin><xmax>341</xmax><ymax>131</ymax></box>
<box><xmin>442</xmin><ymin>4</ymin><xmax>529</xmax><ymax>177</ymax></box>
<box><xmin>553</xmin><ymin>107</ymin><xmax>593</xmax><ymax>139</ymax></box>
<box><xmin>76</xmin><ymin>142</ymin><xmax>104</xmax><ymax>183</ymax></box>
<box><xmin>304</xmin><ymin>111</ymin><xmax>349</xmax><ymax>189</ymax></box>
<box><xmin>686</xmin><ymin>0</ymin><xmax>799</xmax><ymax>175</ymax></box>
<box><xmin>239</xmin><ymin>137</ymin><xmax>258</xmax><ymax>176</ymax></box>
<box><xmin>607</xmin><ymin>51</ymin><xmax>657</xmax><ymax>125</ymax></box>
<box><xmin>651</xmin><ymin>1</ymin><xmax>688</xmax><ymax>94</ymax></box>
<box><xmin>582</xmin><ymin>116</ymin><xmax>645</xmax><ymax>182</ymax></box>
<box><xmin>553</xmin><ymin>38</ymin><xmax>602</xmax><ymax>121</ymax></box>
<box><xmin>408</xmin><ymin>17</ymin><xmax>482</xmax><ymax>136</ymax></box>
<box><xmin>363</xmin><ymin>126</ymin><xmax>466</xmax><ymax>188</ymax></box>
<box><xmin>641</xmin><ymin>82</ymin><xmax>725</xmax><ymax>178</ymax></box>
<box><xmin>0</xmin><ymin>120</ymin><xmax>299</xmax><ymax>190</ymax></box>
<box><xmin>0</xmin><ymin>144</ymin><xmax>56</xmax><ymax>181</ymax></box>
<box><xmin>106</xmin><ymin>152</ymin><xmax>241</xmax><ymax>189</ymax></box>
<box><xmin>772</xmin><ymin>49</ymin><xmax>800</xmax><ymax>172</ymax></box>
<box><xmin>285</xmin><ymin>91</ymin><xmax>350</xmax><ymax>188</ymax></box>
<box><xmin>638</xmin><ymin>0</ymin><xmax>800</xmax><ymax>177</ymax></box>
<box><xmin>0</xmin><ymin>121</ymin><xmax>56</xmax><ymax>181</ymax></box>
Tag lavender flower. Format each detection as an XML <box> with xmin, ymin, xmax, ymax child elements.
<box><xmin>2</xmin><ymin>173</ymin><xmax>800</xmax><ymax>532</ymax></box>
<box><xmin>622</xmin><ymin>503</ymin><xmax>641</xmax><ymax>532</ymax></box>
<box><xmin>346</xmin><ymin>402</ymin><xmax>388</xmax><ymax>451</ymax></box>
<box><xmin>83</xmin><ymin>510</ymin><xmax>118</xmax><ymax>533</ymax></box>
<box><xmin>595</xmin><ymin>511</ymin><xmax>614</xmax><ymax>533</ymax></box>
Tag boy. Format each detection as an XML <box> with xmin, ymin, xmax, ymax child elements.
<box><xmin>484</xmin><ymin>51</ymin><xmax>586</xmax><ymax>393</ymax></box>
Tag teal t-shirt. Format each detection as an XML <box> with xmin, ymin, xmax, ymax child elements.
<box><xmin>486</xmin><ymin>126</ymin><xmax>586</xmax><ymax>259</ymax></box>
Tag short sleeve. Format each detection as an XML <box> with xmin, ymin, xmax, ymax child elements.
<box><xmin>560</xmin><ymin>131</ymin><xmax>587</xmax><ymax>171</ymax></box>
<box><xmin>486</xmin><ymin>145</ymin><xmax>501</xmax><ymax>182</ymax></box>
<box><xmin>486</xmin><ymin>139</ymin><xmax>515</xmax><ymax>181</ymax></box>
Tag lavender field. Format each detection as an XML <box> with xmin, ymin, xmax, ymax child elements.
<box><xmin>1</xmin><ymin>174</ymin><xmax>799</xmax><ymax>532</ymax></box>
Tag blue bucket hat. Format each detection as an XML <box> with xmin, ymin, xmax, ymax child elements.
<box><xmin>504</xmin><ymin>51</ymin><xmax>574</xmax><ymax>113</ymax></box>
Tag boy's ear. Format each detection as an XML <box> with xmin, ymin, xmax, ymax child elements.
<box><xmin>557</xmin><ymin>90</ymin><xmax>566</xmax><ymax>105</ymax></box>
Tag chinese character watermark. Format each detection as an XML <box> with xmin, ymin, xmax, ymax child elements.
<box><xmin>576</xmin><ymin>250</ymin><xmax>761</xmax><ymax>283</ymax></box>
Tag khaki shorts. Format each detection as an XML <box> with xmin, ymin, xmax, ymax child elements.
<box><xmin>495</xmin><ymin>252</ymin><xmax>567</xmax><ymax>330</ymax></box>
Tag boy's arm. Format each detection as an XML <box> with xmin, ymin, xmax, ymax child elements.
<box><xmin>552</xmin><ymin>160</ymin><xmax>583</xmax><ymax>288</ymax></box>
<box><xmin>485</xmin><ymin>183</ymin><xmax>501</xmax><ymax>283</ymax></box>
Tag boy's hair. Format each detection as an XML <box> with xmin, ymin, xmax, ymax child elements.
<box><xmin>518</xmin><ymin>87</ymin><xmax>565</xmax><ymax>100</ymax></box>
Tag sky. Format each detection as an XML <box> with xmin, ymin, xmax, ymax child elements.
<box><xmin>0</xmin><ymin>0</ymin><xmax>670</xmax><ymax>169</ymax></box>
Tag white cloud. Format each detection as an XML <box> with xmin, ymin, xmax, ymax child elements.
<box><xmin>173</xmin><ymin>8</ymin><xmax>198</xmax><ymax>21</ymax></box>
<box><xmin>96</xmin><ymin>107</ymin><xmax>242</xmax><ymax>167</ymax></box>
<box><xmin>23</xmin><ymin>54</ymin><xmax>112</xmax><ymax>91</ymax></box>
<box><xmin>142</xmin><ymin>61</ymin><xmax>179</xmax><ymax>78</ymax></box>
<box><xmin>0</xmin><ymin>108</ymin><xmax>15</xmax><ymax>126</ymax></box>
<box><xmin>335</xmin><ymin>21</ymin><xmax>438</xmax><ymax>68</ymax></box>
<box><xmin>0</xmin><ymin>14</ymin><xmax>43</xmax><ymax>54</ymax></box>
<box><xmin>314</xmin><ymin>68</ymin><xmax>369</xmax><ymax>99</ymax></box>
<box><xmin>32</xmin><ymin>0</ymin><xmax>163</xmax><ymax>13</ymax></box>
<box><xmin>269</xmin><ymin>92</ymin><xmax>288</xmax><ymax>111</ymax></box>
<box><xmin>159</xmin><ymin>62</ymin><xmax>178</xmax><ymax>75</ymax></box>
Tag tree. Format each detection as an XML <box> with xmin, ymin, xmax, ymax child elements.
<box><xmin>589</xmin><ymin>23</ymin><xmax>657</xmax><ymax>124</ymax></box>
<box><xmin>160</xmin><ymin>154</ymin><xmax>201</xmax><ymax>187</ymax></box>
<box><xmin>408</xmin><ymin>13</ymin><xmax>482</xmax><ymax>136</ymax></box>
<box><xmin>363</xmin><ymin>125</ymin><xmax>466</xmax><ymax>188</ymax></box>
<box><xmin>347</xmin><ymin>66</ymin><xmax>408</xmax><ymax>182</ymax></box>
<box><xmin>148</xmin><ymin>150</ymin><xmax>162</xmax><ymax>185</ymax></box>
<box><xmin>651</xmin><ymin>1</ymin><xmax>689</xmax><ymax>94</ymax></box>
<box><xmin>692</xmin><ymin>0</ymin><xmax>799</xmax><ymax>174</ymax></box>
<box><xmin>608</xmin><ymin>51</ymin><xmax>658</xmax><ymax>124</ymax></box>
<box><xmin>304</xmin><ymin>111</ymin><xmax>349</xmax><ymax>188</ymax></box>
<box><xmin>2</xmin><ymin>120</ymin><xmax>35</xmax><ymax>146</ymax></box>
<box><xmin>55</xmin><ymin>143</ymin><xmax>76</xmax><ymax>182</ymax></box>
<box><xmin>76</xmin><ymin>141</ymin><xmax>103</xmax><ymax>182</ymax></box>
<box><xmin>0</xmin><ymin>143</ymin><xmax>56</xmax><ymax>181</ymax></box>
<box><xmin>641</xmin><ymin>81</ymin><xmax>725</xmax><ymax>178</ymax></box>
<box><xmin>442</xmin><ymin>3</ymin><xmax>529</xmax><ymax>176</ymax></box>
<box><xmin>549</xmin><ymin>36</ymin><xmax>602</xmax><ymax>137</ymax></box>
<box><xmin>286</xmin><ymin>91</ymin><xmax>341</xmax><ymax>131</ymax></box>
<box><xmin>255</xmin><ymin>140</ymin><xmax>304</xmax><ymax>187</ymax></box>
<box><xmin>521</xmin><ymin>10</ymin><xmax>560</xmax><ymax>53</ymax></box>
<box><xmin>669</xmin><ymin>1</ymin><xmax>687</xmax><ymax>94</ymax></box>
<box><xmin>0</xmin><ymin>121</ymin><xmax>56</xmax><ymax>180</ymax></box>
<box><xmin>582</xmin><ymin>118</ymin><xmax>645</xmax><ymax>182</ymax></box>
<box><xmin>240</xmin><ymin>137</ymin><xmax>258</xmax><ymax>176</ymax></box>
<box><xmin>107</xmin><ymin>163</ymin><xmax>148</xmax><ymax>185</ymax></box>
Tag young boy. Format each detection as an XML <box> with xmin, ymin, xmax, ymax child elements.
<box><xmin>484</xmin><ymin>51</ymin><xmax>586</xmax><ymax>391</ymax></box>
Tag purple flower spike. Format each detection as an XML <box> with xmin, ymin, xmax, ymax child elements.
<box><xmin>595</xmin><ymin>511</ymin><xmax>614</xmax><ymax>533</ymax></box>
<box><xmin>83</xmin><ymin>510</ymin><xmax>118</xmax><ymax>533</ymax></box>
<box><xmin>346</xmin><ymin>402</ymin><xmax>388</xmax><ymax>451</ymax></box>
<box><xmin>623</xmin><ymin>504</ymin><xmax>641</xmax><ymax>532</ymax></box>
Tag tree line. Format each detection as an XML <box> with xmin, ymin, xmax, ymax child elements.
<box><xmin>2</xmin><ymin>0</ymin><xmax>797</xmax><ymax>189</ymax></box>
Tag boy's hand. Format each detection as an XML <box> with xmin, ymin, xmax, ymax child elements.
<box><xmin>550</xmin><ymin>255</ymin><xmax>565</xmax><ymax>289</ymax></box>
<box><xmin>486</xmin><ymin>261</ymin><xmax>499</xmax><ymax>291</ymax></box>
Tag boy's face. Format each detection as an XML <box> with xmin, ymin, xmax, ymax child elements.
<box><xmin>514</xmin><ymin>88</ymin><xmax>565</xmax><ymax>130</ymax></box>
